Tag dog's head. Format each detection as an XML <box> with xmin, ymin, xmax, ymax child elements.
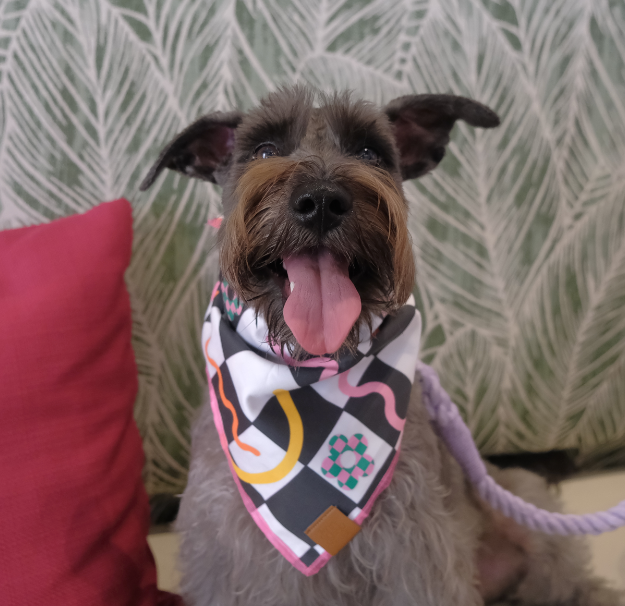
<box><xmin>141</xmin><ymin>87</ymin><xmax>498</xmax><ymax>357</ymax></box>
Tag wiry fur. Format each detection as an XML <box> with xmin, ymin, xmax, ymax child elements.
<box><xmin>141</xmin><ymin>86</ymin><xmax>624</xmax><ymax>605</ymax></box>
<box><xmin>176</xmin><ymin>384</ymin><xmax>622</xmax><ymax>605</ymax></box>
<box><xmin>220</xmin><ymin>156</ymin><xmax>414</xmax><ymax>357</ymax></box>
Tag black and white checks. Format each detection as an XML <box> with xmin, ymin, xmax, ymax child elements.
<box><xmin>202</xmin><ymin>280</ymin><xmax>421</xmax><ymax>576</ymax></box>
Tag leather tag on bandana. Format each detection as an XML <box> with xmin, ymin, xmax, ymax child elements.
<box><xmin>305</xmin><ymin>506</ymin><xmax>361</xmax><ymax>556</ymax></box>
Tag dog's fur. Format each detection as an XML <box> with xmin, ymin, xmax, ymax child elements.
<box><xmin>142</xmin><ymin>86</ymin><xmax>623</xmax><ymax>605</ymax></box>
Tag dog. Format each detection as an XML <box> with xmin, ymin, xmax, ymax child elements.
<box><xmin>141</xmin><ymin>86</ymin><xmax>623</xmax><ymax>606</ymax></box>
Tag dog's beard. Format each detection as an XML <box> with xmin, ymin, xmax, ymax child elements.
<box><xmin>219</xmin><ymin>157</ymin><xmax>415</xmax><ymax>358</ymax></box>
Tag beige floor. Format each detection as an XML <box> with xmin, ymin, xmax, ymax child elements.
<box><xmin>149</xmin><ymin>471</ymin><xmax>625</xmax><ymax>594</ymax></box>
<box><xmin>148</xmin><ymin>531</ymin><xmax>182</xmax><ymax>593</ymax></box>
<box><xmin>558</xmin><ymin>471</ymin><xmax>625</xmax><ymax>591</ymax></box>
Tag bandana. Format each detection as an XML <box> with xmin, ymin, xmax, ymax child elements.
<box><xmin>202</xmin><ymin>279</ymin><xmax>422</xmax><ymax>576</ymax></box>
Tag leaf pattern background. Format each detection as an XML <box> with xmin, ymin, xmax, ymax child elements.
<box><xmin>1</xmin><ymin>0</ymin><xmax>623</xmax><ymax>493</ymax></box>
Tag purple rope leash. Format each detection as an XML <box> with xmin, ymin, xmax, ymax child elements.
<box><xmin>418</xmin><ymin>362</ymin><xmax>625</xmax><ymax>535</ymax></box>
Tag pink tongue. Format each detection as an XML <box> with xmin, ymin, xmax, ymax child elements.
<box><xmin>283</xmin><ymin>249</ymin><xmax>361</xmax><ymax>355</ymax></box>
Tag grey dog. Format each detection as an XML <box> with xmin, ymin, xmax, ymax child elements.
<box><xmin>142</xmin><ymin>86</ymin><xmax>623</xmax><ymax>606</ymax></box>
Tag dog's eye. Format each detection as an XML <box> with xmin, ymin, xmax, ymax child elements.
<box><xmin>357</xmin><ymin>148</ymin><xmax>379</xmax><ymax>164</ymax></box>
<box><xmin>253</xmin><ymin>143</ymin><xmax>280</xmax><ymax>159</ymax></box>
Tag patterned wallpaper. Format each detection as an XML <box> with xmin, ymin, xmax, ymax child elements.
<box><xmin>1</xmin><ymin>0</ymin><xmax>624</xmax><ymax>493</ymax></box>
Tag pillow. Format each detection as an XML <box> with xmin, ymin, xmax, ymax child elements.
<box><xmin>0</xmin><ymin>200</ymin><xmax>181</xmax><ymax>606</ymax></box>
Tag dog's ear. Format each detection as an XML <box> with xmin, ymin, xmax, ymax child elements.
<box><xmin>139</xmin><ymin>111</ymin><xmax>243</xmax><ymax>190</ymax></box>
<box><xmin>385</xmin><ymin>95</ymin><xmax>499</xmax><ymax>180</ymax></box>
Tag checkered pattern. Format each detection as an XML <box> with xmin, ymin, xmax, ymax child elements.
<box><xmin>203</xmin><ymin>280</ymin><xmax>422</xmax><ymax>575</ymax></box>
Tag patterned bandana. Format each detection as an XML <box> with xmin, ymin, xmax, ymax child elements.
<box><xmin>202</xmin><ymin>279</ymin><xmax>422</xmax><ymax>576</ymax></box>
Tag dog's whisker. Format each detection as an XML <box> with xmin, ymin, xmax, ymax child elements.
<box><xmin>243</xmin><ymin>292</ymin><xmax>271</xmax><ymax>303</ymax></box>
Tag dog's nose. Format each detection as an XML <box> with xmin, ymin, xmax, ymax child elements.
<box><xmin>290</xmin><ymin>182</ymin><xmax>352</xmax><ymax>234</ymax></box>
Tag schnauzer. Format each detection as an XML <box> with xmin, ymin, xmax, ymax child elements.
<box><xmin>141</xmin><ymin>86</ymin><xmax>623</xmax><ymax>606</ymax></box>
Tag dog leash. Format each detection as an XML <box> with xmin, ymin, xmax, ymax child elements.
<box><xmin>418</xmin><ymin>362</ymin><xmax>625</xmax><ymax>535</ymax></box>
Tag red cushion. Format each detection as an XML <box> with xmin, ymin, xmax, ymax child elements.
<box><xmin>0</xmin><ymin>200</ymin><xmax>181</xmax><ymax>606</ymax></box>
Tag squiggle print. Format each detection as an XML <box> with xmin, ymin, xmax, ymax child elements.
<box><xmin>205</xmin><ymin>338</ymin><xmax>260</xmax><ymax>456</ymax></box>
<box><xmin>338</xmin><ymin>371</ymin><xmax>404</xmax><ymax>431</ymax></box>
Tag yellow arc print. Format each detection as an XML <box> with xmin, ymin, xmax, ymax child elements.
<box><xmin>230</xmin><ymin>389</ymin><xmax>304</xmax><ymax>484</ymax></box>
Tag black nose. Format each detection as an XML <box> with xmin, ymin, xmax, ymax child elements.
<box><xmin>290</xmin><ymin>181</ymin><xmax>352</xmax><ymax>234</ymax></box>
